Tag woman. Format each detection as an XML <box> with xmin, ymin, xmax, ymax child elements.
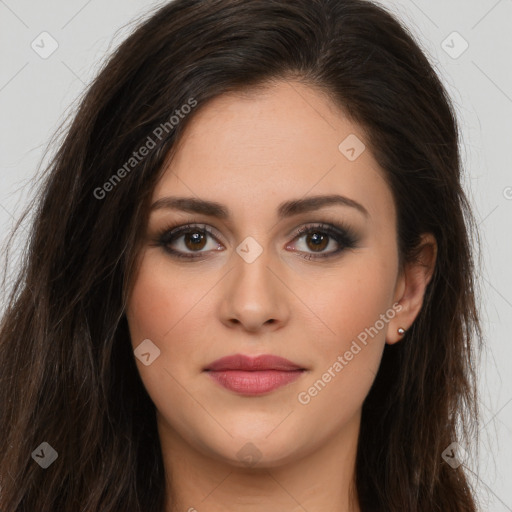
<box><xmin>0</xmin><ymin>0</ymin><xmax>483</xmax><ymax>510</ymax></box>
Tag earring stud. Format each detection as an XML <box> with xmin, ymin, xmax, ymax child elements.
<box><xmin>397</xmin><ymin>327</ymin><xmax>405</xmax><ymax>335</ymax></box>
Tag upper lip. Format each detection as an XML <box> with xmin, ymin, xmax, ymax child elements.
<box><xmin>204</xmin><ymin>354</ymin><xmax>305</xmax><ymax>371</ymax></box>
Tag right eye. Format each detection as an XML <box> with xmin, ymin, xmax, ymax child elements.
<box><xmin>156</xmin><ymin>223</ymin><xmax>225</xmax><ymax>260</ymax></box>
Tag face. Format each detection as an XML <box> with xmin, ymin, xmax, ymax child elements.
<box><xmin>126</xmin><ymin>80</ymin><xmax>407</xmax><ymax>468</ymax></box>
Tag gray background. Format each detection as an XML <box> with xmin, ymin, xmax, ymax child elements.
<box><xmin>0</xmin><ymin>0</ymin><xmax>511</xmax><ymax>509</ymax></box>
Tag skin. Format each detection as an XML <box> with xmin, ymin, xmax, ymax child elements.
<box><xmin>126</xmin><ymin>79</ymin><xmax>437</xmax><ymax>512</ymax></box>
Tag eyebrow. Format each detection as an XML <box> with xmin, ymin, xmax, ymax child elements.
<box><xmin>150</xmin><ymin>194</ymin><xmax>369</xmax><ymax>219</ymax></box>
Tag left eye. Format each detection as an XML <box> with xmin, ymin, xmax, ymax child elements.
<box><xmin>288</xmin><ymin>229</ymin><xmax>337</xmax><ymax>254</ymax></box>
<box><xmin>286</xmin><ymin>224</ymin><xmax>357</xmax><ymax>260</ymax></box>
<box><xmin>156</xmin><ymin>223</ymin><xmax>357</xmax><ymax>260</ymax></box>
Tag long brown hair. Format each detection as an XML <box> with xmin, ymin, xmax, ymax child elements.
<box><xmin>0</xmin><ymin>0</ymin><xmax>483</xmax><ymax>510</ymax></box>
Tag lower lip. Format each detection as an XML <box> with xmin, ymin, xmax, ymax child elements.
<box><xmin>206</xmin><ymin>369</ymin><xmax>304</xmax><ymax>395</ymax></box>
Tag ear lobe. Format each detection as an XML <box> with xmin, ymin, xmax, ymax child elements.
<box><xmin>386</xmin><ymin>233</ymin><xmax>437</xmax><ymax>344</ymax></box>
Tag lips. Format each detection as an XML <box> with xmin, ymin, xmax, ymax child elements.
<box><xmin>204</xmin><ymin>354</ymin><xmax>305</xmax><ymax>372</ymax></box>
<box><xmin>204</xmin><ymin>354</ymin><xmax>306</xmax><ymax>396</ymax></box>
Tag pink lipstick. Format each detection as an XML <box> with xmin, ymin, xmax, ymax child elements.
<box><xmin>204</xmin><ymin>354</ymin><xmax>306</xmax><ymax>396</ymax></box>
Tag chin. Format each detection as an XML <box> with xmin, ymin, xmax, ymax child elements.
<box><xmin>203</xmin><ymin>430</ymin><xmax>306</xmax><ymax>469</ymax></box>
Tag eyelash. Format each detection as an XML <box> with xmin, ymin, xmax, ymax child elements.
<box><xmin>153</xmin><ymin>218</ymin><xmax>359</xmax><ymax>261</ymax></box>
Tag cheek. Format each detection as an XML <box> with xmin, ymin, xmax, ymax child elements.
<box><xmin>125</xmin><ymin>254</ymin><xmax>208</xmax><ymax>425</ymax></box>
<box><xmin>295</xmin><ymin>253</ymin><xmax>397</xmax><ymax>405</ymax></box>
<box><xmin>126</xmin><ymin>250</ymin><xmax>224</xmax><ymax>420</ymax></box>
<box><xmin>295</xmin><ymin>260</ymin><xmax>396</xmax><ymax>421</ymax></box>
<box><xmin>309</xmin><ymin>254</ymin><xmax>397</xmax><ymax>351</ymax></box>
<box><xmin>126</xmin><ymin>252</ymin><xmax>207</xmax><ymax>350</ymax></box>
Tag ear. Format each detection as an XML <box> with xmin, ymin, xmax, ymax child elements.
<box><xmin>386</xmin><ymin>233</ymin><xmax>437</xmax><ymax>344</ymax></box>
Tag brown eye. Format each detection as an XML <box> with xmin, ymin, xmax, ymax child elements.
<box><xmin>304</xmin><ymin>231</ymin><xmax>329</xmax><ymax>252</ymax></box>
<box><xmin>156</xmin><ymin>221</ymin><xmax>358</xmax><ymax>261</ymax></box>
<box><xmin>286</xmin><ymin>223</ymin><xmax>358</xmax><ymax>261</ymax></box>
<box><xmin>157</xmin><ymin>224</ymin><xmax>223</xmax><ymax>259</ymax></box>
<box><xmin>183</xmin><ymin>231</ymin><xmax>208</xmax><ymax>251</ymax></box>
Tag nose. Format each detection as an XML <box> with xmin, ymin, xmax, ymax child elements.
<box><xmin>218</xmin><ymin>245</ymin><xmax>291</xmax><ymax>333</ymax></box>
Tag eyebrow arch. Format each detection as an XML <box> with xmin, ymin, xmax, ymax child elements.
<box><xmin>150</xmin><ymin>194</ymin><xmax>369</xmax><ymax>219</ymax></box>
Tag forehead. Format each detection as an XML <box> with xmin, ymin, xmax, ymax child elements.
<box><xmin>153</xmin><ymin>80</ymin><xmax>395</xmax><ymax>225</ymax></box>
